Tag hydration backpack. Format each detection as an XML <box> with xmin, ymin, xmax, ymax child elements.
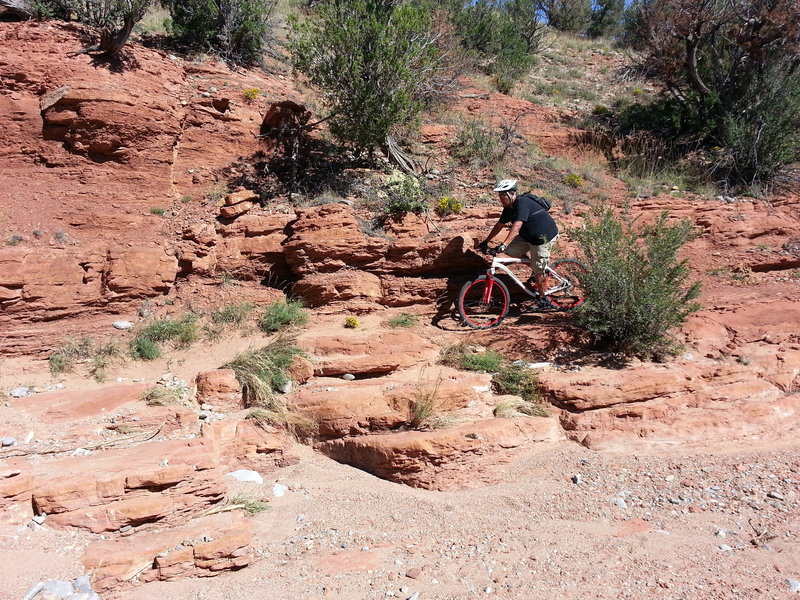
<box><xmin>519</xmin><ymin>193</ymin><xmax>552</xmax><ymax>213</ymax></box>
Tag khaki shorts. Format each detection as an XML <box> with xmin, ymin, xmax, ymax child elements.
<box><xmin>505</xmin><ymin>234</ymin><xmax>559</xmax><ymax>277</ymax></box>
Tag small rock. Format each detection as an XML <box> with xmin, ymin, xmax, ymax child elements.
<box><xmin>73</xmin><ymin>575</ymin><xmax>94</xmax><ymax>593</ymax></box>
<box><xmin>786</xmin><ymin>579</ymin><xmax>800</xmax><ymax>592</ymax></box>
<box><xmin>278</xmin><ymin>380</ymin><xmax>293</xmax><ymax>394</ymax></box>
<box><xmin>46</xmin><ymin>383</ymin><xmax>64</xmax><ymax>392</ymax></box>
<box><xmin>1</xmin><ymin>437</ymin><xmax>16</xmax><ymax>447</ymax></box>
<box><xmin>342</xmin><ymin>373</ymin><xmax>356</xmax><ymax>381</ymax></box>
<box><xmin>296</xmin><ymin>514</ymin><xmax>306</xmax><ymax>522</ymax></box>
<box><xmin>406</xmin><ymin>568</ymin><xmax>422</xmax><ymax>579</ymax></box>
<box><xmin>70</xmin><ymin>448</ymin><xmax>92</xmax><ymax>457</ymax></box>
<box><xmin>526</xmin><ymin>362</ymin><xmax>551</xmax><ymax>369</ymax></box>
<box><xmin>32</xmin><ymin>514</ymin><xmax>46</xmax><ymax>525</ymax></box>
<box><xmin>167</xmin><ymin>54</ymin><xmax>177</xmax><ymax>60</ymax></box>
<box><xmin>715</xmin><ymin>529</ymin><xmax>726</xmax><ymax>538</ymax></box>
<box><xmin>160</xmin><ymin>373</ymin><xmax>173</xmax><ymax>382</ymax></box>
<box><xmin>718</xmin><ymin>544</ymin><xmax>733</xmax><ymax>552</ymax></box>
<box><xmin>9</xmin><ymin>387</ymin><xmax>30</xmax><ymax>398</ymax></box>
<box><xmin>42</xmin><ymin>579</ymin><xmax>74</xmax><ymax>598</ymax></box>
<box><xmin>571</xmin><ymin>474</ymin><xmax>583</xmax><ymax>485</ymax></box>
<box><xmin>24</xmin><ymin>431</ymin><xmax>34</xmax><ymax>444</ymax></box>
<box><xmin>120</xmin><ymin>525</ymin><xmax>132</xmax><ymax>533</ymax></box>
<box><xmin>272</xmin><ymin>483</ymin><xmax>288</xmax><ymax>497</ymax></box>
<box><xmin>226</xmin><ymin>469</ymin><xmax>264</xmax><ymax>484</ymax></box>
<box><xmin>198</xmin><ymin>411</ymin><xmax>210</xmax><ymax>420</ymax></box>
<box><xmin>767</xmin><ymin>491</ymin><xmax>785</xmax><ymax>501</ymax></box>
<box><xmin>160</xmin><ymin>459</ymin><xmax>170</xmax><ymax>466</ymax></box>
<box><xmin>115</xmin><ymin>377</ymin><xmax>127</xmax><ymax>382</ymax></box>
<box><xmin>611</xmin><ymin>497</ymin><xmax>628</xmax><ymax>510</ymax></box>
<box><xmin>200</xmin><ymin>403</ymin><xmax>213</xmax><ymax>411</ymax></box>
<box><xmin>408</xmin><ymin>593</ymin><xmax>420</xmax><ymax>600</ymax></box>
<box><xmin>112</xmin><ymin>321</ymin><xmax>134</xmax><ymax>330</ymax></box>
<box><xmin>203</xmin><ymin>535</ymin><xmax>213</xmax><ymax>542</ymax></box>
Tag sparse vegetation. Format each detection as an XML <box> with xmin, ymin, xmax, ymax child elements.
<box><xmin>247</xmin><ymin>407</ymin><xmax>318</xmax><ymax>439</ymax></box>
<box><xmin>452</xmin><ymin>119</ymin><xmax>500</xmax><ymax>169</ymax></box>
<box><xmin>382</xmin><ymin>170</ymin><xmax>427</xmax><ymax>216</ymax></box>
<box><xmin>130</xmin><ymin>314</ymin><xmax>199</xmax><ymax>360</ymax></box>
<box><xmin>140</xmin><ymin>385</ymin><xmax>187</xmax><ymax>406</ymax></box>
<box><xmin>258</xmin><ymin>300</ymin><xmax>308</xmax><ymax>332</ymax></box>
<box><xmin>228</xmin><ymin>493</ymin><xmax>269</xmax><ymax>516</ymax></box>
<box><xmin>387</xmin><ymin>313</ymin><xmax>419</xmax><ymax>328</ymax></box>
<box><xmin>343</xmin><ymin>316</ymin><xmax>359</xmax><ymax>329</ymax></box>
<box><xmin>6</xmin><ymin>234</ymin><xmax>24</xmax><ymax>246</ymax></box>
<box><xmin>439</xmin><ymin>343</ymin><xmax>502</xmax><ymax>373</ymax></box>
<box><xmin>223</xmin><ymin>338</ymin><xmax>303</xmax><ymax>409</ymax></box>
<box><xmin>149</xmin><ymin>207</ymin><xmax>166</xmax><ymax>216</ymax></box>
<box><xmin>211</xmin><ymin>302</ymin><xmax>255</xmax><ymax>325</ymax></box>
<box><xmin>49</xmin><ymin>337</ymin><xmax>94</xmax><ymax>375</ymax></box>
<box><xmin>407</xmin><ymin>377</ymin><xmax>456</xmax><ymax>430</ymax></box>
<box><xmin>492</xmin><ymin>363</ymin><xmax>545</xmax><ymax>413</ymax></box>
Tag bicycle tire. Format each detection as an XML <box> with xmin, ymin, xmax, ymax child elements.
<box><xmin>458</xmin><ymin>275</ymin><xmax>510</xmax><ymax>329</ymax></box>
<box><xmin>543</xmin><ymin>259</ymin><xmax>587</xmax><ymax>311</ymax></box>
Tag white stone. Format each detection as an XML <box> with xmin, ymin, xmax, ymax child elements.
<box><xmin>226</xmin><ymin>469</ymin><xmax>264</xmax><ymax>484</ymax></box>
<box><xmin>112</xmin><ymin>321</ymin><xmax>134</xmax><ymax>330</ymax></box>
<box><xmin>272</xmin><ymin>483</ymin><xmax>288</xmax><ymax>497</ymax></box>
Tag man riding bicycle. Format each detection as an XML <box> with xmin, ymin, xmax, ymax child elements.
<box><xmin>477</xmin><ymin>179</ymin><xmax>559</xmax><ymax>297</ymax></box>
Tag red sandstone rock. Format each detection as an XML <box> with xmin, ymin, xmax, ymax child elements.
<box><xmin>82</xmin><ymin>512</ymin><xmax>254</xmax><ymax>592</ymax></box>
<box><xmin>318</xmin><ymin>417</ymin><xmax>564</xmax><ymax>490</ymax></box>
<box><xmin>196</xmin><ymin>369</ymin><xmax>242</xmax><ymax>412</ymax></box>
<box><xmin>302</xmin><ymin>330</ymin><xmax>439</xmax><ymax>376</ymax></box>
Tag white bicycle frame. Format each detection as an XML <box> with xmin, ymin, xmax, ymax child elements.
<box><xmin>486</xmin><ymin>257</ymin><xmax>572</xmax><ymax>298</ymax></box>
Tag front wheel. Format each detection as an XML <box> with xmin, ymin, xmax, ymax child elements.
<box><xmin>543</xmin><ymin>259</ymin><xmax>587</xmax><ymax>310</ymax></box>
<box><xmin>458</xmin><ymin>275</ymin><xmax>510</xmax><ymax>329</ymax></box>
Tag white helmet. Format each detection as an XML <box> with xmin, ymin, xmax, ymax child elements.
<box><xmin>493</xmin><ymin>179</ymin><xmax>518</xmax><ymax>193</ymax></box>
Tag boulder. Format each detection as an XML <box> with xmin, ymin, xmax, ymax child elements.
<box><xmin>196</xmin><ymin>369</ymin><xmax>242</xmax><ymax>412</ymax></box>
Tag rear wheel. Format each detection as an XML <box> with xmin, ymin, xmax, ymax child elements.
<box><xmin>543</xmin><ymin>259</ymin><xmax>587</xmax><ymax>310</ymax></box>
<box><xmin>458</xmin><ymin>275</ymin><xmax>510</xmax><ymax>329</ymax></box>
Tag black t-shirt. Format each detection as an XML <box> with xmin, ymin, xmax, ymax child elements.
<box><xmin>499</xmin><ymin>194</ymin><xmax>558</xmax><ymax>244</ymax></box>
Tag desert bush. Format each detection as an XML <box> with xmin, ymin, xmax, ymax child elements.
<box><xmin>288</xmin><ymin>0</ymin><xmax>440</xmax><ymax>153</ymax></box>
<box><xmin>452</xmin><ymin>119</ymin><xmax>500</xmax><ymax>169</ymax></box>
<box><xmin>247</xmin><ymin>407</ymin><xmax>318</xmax><ymax>439</ymax></box>
<box><xmin>163</xmin><ymin>0</ymin><xmax>277</xmax><ymax>65</ymax></box>
<box><xmin>130</xmin><ymin>314</ymin><xmax>198</xmax><ymax>360</ymax></box>
<box><xmin>570</xmin><ymin>209</ymin><xmax>701</xmax><ymax>358</ymax></box>
<box><xmin>223</xmin><ymin>338</ymin><xmax>303</xmax><ymax>409</ymax></box>
<box><xmin>623</xmin><ymin>0</ymin><xmax>800</xmax><ymax>187</ymax></box>
<box><xmin>343</xmin><ymin>316</ymin><xmax>359</xmax><ymax>329</ymax></box>
<box><xmin>540</xmin><ymin>0</ymin><xmax>592</xmax><ymax>34</ymax></box>
<box><xmin>228</xmin><ymin>493</ymin><xmax>269</xmax><ymax>516</ymax></box>
<box><xmin>258</xmin><ymin>300</ymin><xmax>308</xmax><ymax>333</ymax></box>
<box><xmin>492</xmin><ymin>363</ymin><xmax>542</xmax><ymax>405</ymax></box>
<box><xmin>382</xmin><ymin>170</ymin><xmax>427</xmax><ymax>216</ymax></box>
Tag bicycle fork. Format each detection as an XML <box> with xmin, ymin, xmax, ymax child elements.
<box><xmin>482</xmin><ymin>270</ymin><xmax>497</xmax><ymax>304</ymax></box>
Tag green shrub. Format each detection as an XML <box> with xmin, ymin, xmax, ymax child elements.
<box><xmin>223</xmin><ymin>338</ymin><xmax>303</xmax><ymax>408</ymax></box>
<box><xmin>288</xmin><ymin>0</ymin><xmax>440</xmax><ymax>152</ymax></box>
<box><xmin>163</xmin><ymin>0</ymin><xmax>277</xmax><ymax>66</ymax></box>
<box><xmin>49</xmin><ymin>337</ymin><xmax>93</xmax><ymax>375</ymax></box>
<box><xmin>131</xmin><ymin>314</ymin><xmax>199</xmax><ymax>360</ymax></box>
<box><xmin>258</xmin><ymin>300</ymin><xmax>308</xmax><ymax>333</ymax></box>
<box><xmin>440</xmin><ymin>343</ymin><xmax>503</xmax><ymax>372</ymax></box>
<box><xmin>492</xmin><ymin>363</ymin><xmax>542</xmax><ymax>404</ymax></box>
<box><xmin>130</xmin><ymin>336</ymin><xmax>160</xmax><ymax>361</ymax></box>
<box><xmin>563</xmin><ymin>173</ymin><xmax>584</xmax><ymax>188</ymax></box>
<box><xmin>150</xmin><ymin>207</ymin><xmax>166</xmax><ymax>216</ymax></box>
<box><xmin>383</xmin><ymin>171</ymin><xmax>426</xmax><ymax>216</ymax></box>
<box><xmin>343</xmin><ymin>316</ymin><xmax>359</xmax><ymax>329</ymax></box>
<box><xmin>140</xmin><ymin>385</ymin><xmax>187</xmax><ymax>406</ymax></box>
<box><xmin>570</xmin><ymin>209</ymin><xmax>701</xmax><ymax>358</ymax></box>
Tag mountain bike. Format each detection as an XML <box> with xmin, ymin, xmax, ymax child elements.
<box><xmin>458</xmin><ymin>255</ymin><xmax>587</xmax><ymax>329</ymax></box>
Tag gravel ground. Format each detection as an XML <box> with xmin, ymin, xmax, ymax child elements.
<box><xmin>114</xmin><ymin>441</ymin><xmax>800</xmax><ymax>600</ymax></box>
